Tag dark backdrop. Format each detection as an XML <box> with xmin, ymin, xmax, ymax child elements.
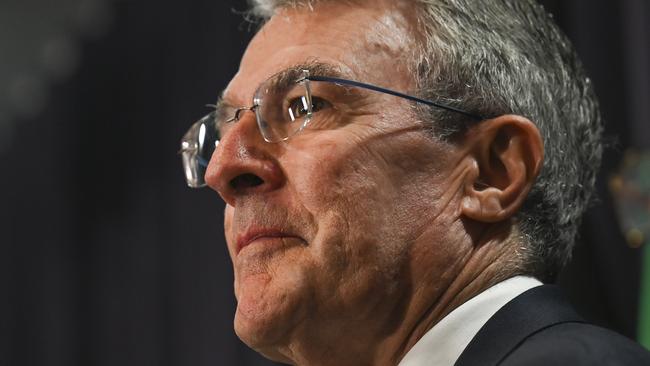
<box><xmin>1</xmin><ymin>0</ymin><xmax>648</xmax><ymax>365</ymax></box>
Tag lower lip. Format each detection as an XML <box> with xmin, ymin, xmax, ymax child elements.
<box><xmin>238</xmin><ymin>236</ymin><xmax>302</xmax><ymax>255</ymax></box>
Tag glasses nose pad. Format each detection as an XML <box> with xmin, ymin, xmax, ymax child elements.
<box><xmin>180</xmin><ymin>114</ymin><xmax>219</xmax><ymax>188</ymax></box>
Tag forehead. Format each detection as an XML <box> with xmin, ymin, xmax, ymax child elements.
<box><xmin>225</xmin><ymin>1</ymin><xmax>416</xmax><ymax>104</ymax></box>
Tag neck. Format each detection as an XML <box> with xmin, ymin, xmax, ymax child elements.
<box><xmin>387</xmin><ymin>226</ymin><xmax>520</xmax><ymax>365</ymax></box>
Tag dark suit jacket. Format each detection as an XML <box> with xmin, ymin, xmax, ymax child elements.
<box><xmin>455</xmin><ymin>285</ymin><xmax>650</xmax><ymax>365</ymax></box>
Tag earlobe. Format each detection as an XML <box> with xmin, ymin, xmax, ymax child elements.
<box><xmin>462</xmin><ymin>188</ymin><xmax>510</xmax><ymax>223</ymax></box>
<box><xmin>460</xmin><ymin>115</ymin><xmax>543</xmax><ymax>223</ymax></box>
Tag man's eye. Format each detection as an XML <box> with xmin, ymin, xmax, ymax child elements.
<box><xmin>286</xmin><ymin>96</ymin><xmax>332</xmax><ymax>121</ymax></box>
<box><xmin>310</xmin><ymin>97</ymin><xmax>332</xmax><ymax>113</ymax></box>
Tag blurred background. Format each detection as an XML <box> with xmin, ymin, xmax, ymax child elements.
<box><xmin>0</xmin><ymin>0</ymin><xmax>649</xmax><ymax>365</ymax></box>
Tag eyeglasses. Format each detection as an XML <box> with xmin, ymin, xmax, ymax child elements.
<box><xmin>180</xmin><ymin>69</ymin><xmax>484</xmax><ymax>188</ymax></box>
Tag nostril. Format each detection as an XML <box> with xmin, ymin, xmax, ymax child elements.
<box><xmin>230</xmin><ymin>173</ymin><xmax>264</xmax><ymax>191</ymax></box>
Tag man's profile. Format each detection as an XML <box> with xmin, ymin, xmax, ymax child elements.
<box><xmin>179</xmin><ymin>0</ymin><xmax>650</xmax><ymax>364</ymax></box>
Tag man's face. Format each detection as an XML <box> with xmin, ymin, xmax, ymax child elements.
<box><xmin>206</xmin><ymin>1</ymin><xmax>472</xmax><ymax>361</ymax></box>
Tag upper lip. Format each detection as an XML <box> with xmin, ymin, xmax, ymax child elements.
<box><xmin>236</xmin><ymin>228</ymin><xmax>301</xmax><ymax>254</ymax></box>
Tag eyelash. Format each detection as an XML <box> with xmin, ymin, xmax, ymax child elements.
<box><xmin>286</xmin><ymin>96</ymin><xmax>333</xmax><ymax>119</ymax></box>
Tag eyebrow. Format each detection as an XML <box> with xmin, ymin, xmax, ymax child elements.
<box><xmin>273</xmin><ymin>61</ymin><xmax>350</xmax><ymax>85</ymax></box>
<box><xmin>215</xmin><ymin>61</ymin><xmax>351</xmax><ymax>109</ymax></box>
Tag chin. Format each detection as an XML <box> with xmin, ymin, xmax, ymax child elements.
<box><xmin>234</xmin><ymin>302</ymin><xmax>298</xmax><ymax>364</ymax></box>
<box><xmin>234</xmin><ymin>311</ymin><xmax>279</xmax><ymax>347</ymax></box>
<box><xmin>233</xmin><ymin>277</ymin><xmax>300</xmax><ymax>355</ymax></box>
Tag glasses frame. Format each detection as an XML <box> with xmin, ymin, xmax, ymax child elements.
<box><xmin>305</xmin><ymin>74</ymin><xmax>484</xmax><ymax>121</ymax></box>
<box><xmin>180</xmin><ymin>69</ymin><xmax>485</xmax><ymax>188</ymax></box>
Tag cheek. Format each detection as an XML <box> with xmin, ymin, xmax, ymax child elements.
<box><xmin>285</xmin><ymin>131</ymin><xmax>444</xmax><ymax>260</ymax></box>
<box><xmin>286</xmin><ymin>136</ymin><xmax>391</xmax><ymax>213</ymax></box>
<box><xmin>292</xmin><ymin>156</ymin><xmax>396</xmax><ymax>271</ymax></box>
<box><xmin>273</xmin><ymin>130</ymin><xmax>461</xmax><ymax>312</ymax></box>
<box><xmin>286</xmin><ymin>151</ymin><xmax>408</xmax><ymax>297</ymax></box>
<box><xmin>290</xmin><ymin>136</ymin><xmax>447</xmax><ymax>246</ymax></box>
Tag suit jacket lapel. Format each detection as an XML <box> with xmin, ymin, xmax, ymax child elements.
<box><xmin>454</xmin><ymin>285</ymin><xmax>585</xmax><ymax>366</ymax></box>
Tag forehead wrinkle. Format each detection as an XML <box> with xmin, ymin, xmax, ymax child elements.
<box><xmin>367</xmin><ymin>12</ymin><xmax>413</xmax><ymax>57</ymax></box>
<box><xmin>273</xmin><ymin>1</ymin><xmax>417</xmax><ymax>89</ymax></box>
<box><xmin>355</xmin><ymin>6</ymin><xmax>417</xmax><ymax>85</ymax></box>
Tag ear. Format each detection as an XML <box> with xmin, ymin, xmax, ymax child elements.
<box><xmin>460</xmin><ymin>115</ymin><xmax>544</xmax><ymax>223</ymax></box>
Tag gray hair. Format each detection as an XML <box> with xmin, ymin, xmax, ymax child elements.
<box><xmin>246</xmin><ymin>0</ymin><xmax>603</xmax><ymax>282</ymax></box>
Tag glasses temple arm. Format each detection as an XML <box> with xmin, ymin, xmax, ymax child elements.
<box><xmin>307</xmin><ymin>75</ymin><xmax>484</xmax><ymax>121</ymax></box>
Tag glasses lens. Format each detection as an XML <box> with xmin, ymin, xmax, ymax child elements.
<box><xmin>255</xmin><ymin>77</ymin><xmax>312</xmax><ymax>142</ymax></box>
<box><xmin>180</xmin><ymin>112</ymin><xmax>218</xmax><ymax>188</ymax></box>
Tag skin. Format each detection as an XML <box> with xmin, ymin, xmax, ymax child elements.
<box><xmin>204</xmin><ymin>1</ymin><xmax>543</xmax><ymax>365</ymax></box>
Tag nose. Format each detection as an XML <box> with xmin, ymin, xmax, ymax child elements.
<box><xmin>204</xmin><ymin>113</ymin><xmax>284</xmax><ymax>206</ymax></box>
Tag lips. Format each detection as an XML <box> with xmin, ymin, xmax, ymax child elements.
<box><xmin>236</xmin><ymin>228</ymin><xmax>302</xmax><ymax>254</ymax></box>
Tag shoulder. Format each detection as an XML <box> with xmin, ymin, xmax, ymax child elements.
<box><xmin>501</xmin><ymin>321</ymin><xmax>650</xmax><ymax>366</ymax></box>
<box><xmin>455</xmin><ymin>285</ymin><xmax>650</xmax><ymax>366</ymax></box>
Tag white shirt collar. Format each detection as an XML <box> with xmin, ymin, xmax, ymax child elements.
<box><xmin>398</xmin><ymin>276</ymin><xmax>543</xmax><ymax>366</ymax></box>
